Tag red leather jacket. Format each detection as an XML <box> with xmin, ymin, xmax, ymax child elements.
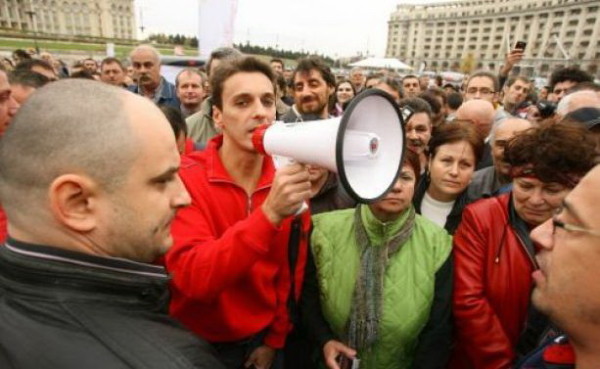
<box><xmin>167</xmin><ymin>135</ymin><xmax>310</xmax><ymax>349</ymax></box>
<box><xmin>451</xmin><ymin>193</ymin><xmax>536</xmax><ymax>369</ymax></box>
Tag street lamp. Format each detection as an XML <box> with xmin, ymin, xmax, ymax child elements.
<box><xmin>24</xmin><ymin>8</ymin><xmax>39</xmax><ymax>54</ymax></box>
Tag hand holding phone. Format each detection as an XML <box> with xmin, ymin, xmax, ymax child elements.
<box><xmin>514</xmin><ymin>41</ymin><xmax>527</xmax><ymax>51</ymax></box>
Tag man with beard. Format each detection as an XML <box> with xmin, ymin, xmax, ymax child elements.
<box><xmin>399</xmin><ymin>97</ymin><xmax>433</xmax><ymax>174</ymax></box>
<box><xmin>175</xmin><ymin>68</ymin><xmax>205</xmax><ymax>118</ymax></box>
<box><xmin>129</xmin><ymin>45</ymin><xmax>179</xmax><ymax>109</ymax></box>
<box><xmin>281</xmin><ymin>56</ymin><xmax>335</xmax><ymax>123</ymax></box>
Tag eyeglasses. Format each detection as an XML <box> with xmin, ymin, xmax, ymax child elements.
<box><xmin>466</xmin><ymin>87</ymin><xmax>495</xmax><ymax>95</ymax></box>
<box><xmin>552</xmin><ymin>217</ymin><xmax>600</xmax><ymax>238</ymax></box>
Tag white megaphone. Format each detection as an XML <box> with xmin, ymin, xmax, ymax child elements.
<box><xmin>252</xmin><ymin>89</ymin><xmax>406</xmax><ymax>203</ymax></box>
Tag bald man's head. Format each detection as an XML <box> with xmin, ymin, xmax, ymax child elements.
<box><xmin>491</xmin><ymin>117</ymin><xmax>533</xmax><ymax>176</ymax></box>
<box><xmin>456</xmin><ymin>99</ymin><xmax>496</xmax><ymax>138</ymax></box>
<box><xmin>556</xmin><ymin>90</ymin><xmax>600</xmax><ymax>117</ymax></box>
<box><xmin>0</xmin><ymin>80</ymin><xmax>137</xmax><ymax>219</ymax></box>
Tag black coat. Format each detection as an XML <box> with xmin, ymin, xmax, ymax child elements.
<box><xmin>0</xmin><ymin>239</ymin><xmax>224</xmax><ymax>369</ymax></box>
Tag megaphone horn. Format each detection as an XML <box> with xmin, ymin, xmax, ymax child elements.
<box><xmin>252</xmin><ymin>89</ymin><xmax>406</xmax><ymax>203</ymax></box>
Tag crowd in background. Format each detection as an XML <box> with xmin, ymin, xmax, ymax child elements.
<box><xmin>0</xmin><ymin>43</ymin><xmax>600</xmax><ymax>369</ymax></box>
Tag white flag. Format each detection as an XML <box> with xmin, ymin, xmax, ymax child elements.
<box><xmin>198</xmin><ymin>0</ymin><xmax>238</xmax><ymax>58</ymax></box>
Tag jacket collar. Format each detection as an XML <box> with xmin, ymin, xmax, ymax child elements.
<box><xmin>205</xmin><ymin>135</ymin><xmax>275</xmax><ymax>190</ymax></box>
<box><xmin>4</xmin><ymin>238</ymin><xmax>168</xmax><ymax>279</ymax></box>
<box><xmin>360</xmin><ymin>204</ymin><xmax>412</xmax><ymax>244</ymax></box>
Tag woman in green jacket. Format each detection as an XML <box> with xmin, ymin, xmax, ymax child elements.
<box><xmin>302</xmin><ymin>150</ymin><xmax>453</xmax><ymax>369</ymax></box>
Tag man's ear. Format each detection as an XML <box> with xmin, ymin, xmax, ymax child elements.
<box><xmin>213</xmin><ymin>105</ymin><xmax>224</xmax><ymax>130</ymax></box>
<box><xmin>48</xmin><ymin>174</ymin><xmax>100</xmax><ymax>233</ymax></box>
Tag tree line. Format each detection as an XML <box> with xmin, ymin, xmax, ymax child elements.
<box><xmin>146</xmin><ymin>33</ymin><xmax>334</xmax><ymax>64</ymax></box>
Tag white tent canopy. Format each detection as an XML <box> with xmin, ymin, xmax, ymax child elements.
<box><xmin>348</xmin><ymin>57</ymin><xmax>412</xmax><ymax>71</ymax></box>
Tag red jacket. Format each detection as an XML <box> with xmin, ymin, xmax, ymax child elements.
<box><xmin>166</xmin><ymin>135</ymin><xmax>310</xmax><ymax>349</ymax></box>
<box><xmin>0</xmin><ymin>204</ymin><xmax>6</xmax><ymax>244</ymax></box>
<box><xmin>451</xmin><ymin>193</ymin><xmax>536</xmax><ymax>369</ymax></box>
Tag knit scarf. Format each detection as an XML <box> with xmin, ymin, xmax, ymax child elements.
<box><xmin>345</xmin><ymin>205</ymin><xmax>416</xmax><ymax>352</ymax></box>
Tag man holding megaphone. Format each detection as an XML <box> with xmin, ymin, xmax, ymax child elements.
<box><xmin>166</xmin><ymin>56</ymin><xmax>312</xmax><ymax>369</ymax></box>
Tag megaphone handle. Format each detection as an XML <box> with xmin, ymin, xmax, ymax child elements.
<box><xmin>272</xmin><ymin>155</ymin><xmax>309</xmax><ymax>215</ymax></box>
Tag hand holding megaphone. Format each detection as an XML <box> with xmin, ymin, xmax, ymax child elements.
<box><xmin>261</xmin><ymin>162</ymin><xmax>312</xmax><ymax>226</ymax></box>
<box><xmin>252</xmin><ymin>89</ymin><xmax>406</xmax><ymax>206</ymax></box>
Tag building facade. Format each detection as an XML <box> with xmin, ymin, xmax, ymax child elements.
<box><xmin>0</xmin><ymin>0</ymin><xmax>136</xmax><ymax>40</ymax></box>
<box><xmin>386</xmin><ymin>0</ymin><xmax>600</xmax><ymax>78</ymax></box>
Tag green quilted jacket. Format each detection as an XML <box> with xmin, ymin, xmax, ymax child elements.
<box><xmin>309</xmin><ymin>204</ymin><xmax>452</xmax><ymax>369</ymax></box>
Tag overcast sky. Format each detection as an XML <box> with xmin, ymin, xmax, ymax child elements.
<box><xmin>135</xmin><ymin>0</ymin><xmax>440</xmax><ymax>58</ymax></box>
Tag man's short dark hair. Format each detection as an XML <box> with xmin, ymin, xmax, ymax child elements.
<box><xmin>566</xmin><ymin>81</ymin><xmax>600</xmax><ymax>93</ymax></box>
<box><xmin>466</xmin><ymin>70</ymin><xmax>500</xmax><ymax>92</ymax></box>
<box><xmin>549</xmin><ymin>66</ymin><xmax>593</xmax><ymax>90</ymax></box>
<box><xmin>447</xmin><ymin>92</ymin><xmax>463</xmax><ymax>110</ymax></box>
<box><xmin>100</xmin><ymin>57</ymin><xmax>124</xmax><ymax>71</ymax></box>
<box><xmin>206</xmin><ymin>47</ymin><xmax>243</xmax><ymax>76</ymax></box>
<box><xmin>418</xmin><ymin>92</ymin><xmax>442</xmax><ymax>115</ymax></box>
<box><xmin>506</xmin><ymin>75</ymin><xmax>531</xmax><ymax>88</ymax></box>
<box><xmin>210</xmin><ymin>56</ymin><xmax>275</xmax><ymax>110</ymax></box>
<box><xmin>402</xmin><ymin>74</ymin><xmax>419</xmax><ymax>82</ymax></box>
<box><xmin>8</xmin><ymin>69</ymin><xmax>51</xmax><ymax>88</ymax></box>
<box><xmin>270</xmin><ymin>58</ymin><xmax>284</xmax><ymax>68</ymax></box>
<box><xmin>376</xmin><ymin>77</ymin><xmax>404</xmax><ymax>99</ymax></box>
<box><xmin>293</xmin><ymin>56</ymin><xmax>335</xmax><ymax>88</ymax></box>
<box><xmin>175</xmin><ymin>68</ymin><xmax>204</xmax><ymax>89</ymax></box>
<box><xmin>398</xmin><ymin>97</ymin><xmax>433</xmax><ymax>118</ymax></box>
<box><xmin>14</xmin><ymin>59</ymin><xmax>54</xmax><ymax>74</ymax></box>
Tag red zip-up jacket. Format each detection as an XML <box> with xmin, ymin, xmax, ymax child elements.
<box><xmin>166</xmin><ymin>135</ymin><xmax>310</xmax><ymax>349</ymax></box>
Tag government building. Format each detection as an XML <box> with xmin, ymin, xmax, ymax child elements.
<box><xmin>386</xmin><ymin>0</ymin><xmax>600</xmax><ymax>78</ymax></box>
<box><xmin>0</xmin><ymin>0</ymin><xmax>136</xmax><ymax>40</ymax></box>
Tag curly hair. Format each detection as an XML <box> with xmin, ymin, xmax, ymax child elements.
<box><xmin>504</xmin><ymin>120</ymin><xmax>596</xmax><ymax>187</ymax></box>
<box><xmin>549</xmin><ymin>66</ymin><xmax>593</xmax><ymax>91</ymax></box>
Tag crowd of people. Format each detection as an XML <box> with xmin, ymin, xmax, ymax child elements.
<box><xmin>0</xmin><ymin>43</ymin><xmax>600</xmax><ymax>369</ymax></box>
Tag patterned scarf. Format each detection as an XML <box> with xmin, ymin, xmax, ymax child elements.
<box><xmin>345</xmin><ymin>205</ymin><xmax>416</xmax><ymax>352</ymax></box>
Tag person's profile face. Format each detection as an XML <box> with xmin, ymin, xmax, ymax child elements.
<box><xmin>103</xmin><ymin>98</ymin><xmax>191</xmax><ymax>262</ymax></box>
<box><xmin>530</xmin><ymin>167</ymin><xmax>600</xmax><ymax>325</ymax></box>
<box><xmin>0</xmin><ymin>71</ymin><xmax>19</xmax><ymax>137</ymax></box>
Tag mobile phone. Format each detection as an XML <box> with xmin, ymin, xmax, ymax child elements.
<box><xmin>337</xmin><ymin>356</ymin><xmax>360</xmax><ymax>369</ymax></box>
<box><xmin>514</xmin><ymin>41</ymin><xmax>527</xmax><ymax>51</ymax></box>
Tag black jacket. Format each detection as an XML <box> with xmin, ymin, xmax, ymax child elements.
<box><xmin>0</xmin><ymin>239</ymin><xmax>224</xmax><ymax>369</ymax></box>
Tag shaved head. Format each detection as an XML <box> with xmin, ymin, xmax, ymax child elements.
<box><xmin>0</xmin><ymin>80</ymin><xmax>138</xmax><ymax>222</ymax></box>
<box><xmin>456</xmin><ymin>99</ymin><xmax>496</xmax><ymax>138</ymax></box>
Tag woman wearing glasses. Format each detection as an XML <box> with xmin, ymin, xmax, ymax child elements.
<box><xmin>451</xmin><ymin>121</ymin><xmax>597</xmax><ymax>369</ymax></box>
